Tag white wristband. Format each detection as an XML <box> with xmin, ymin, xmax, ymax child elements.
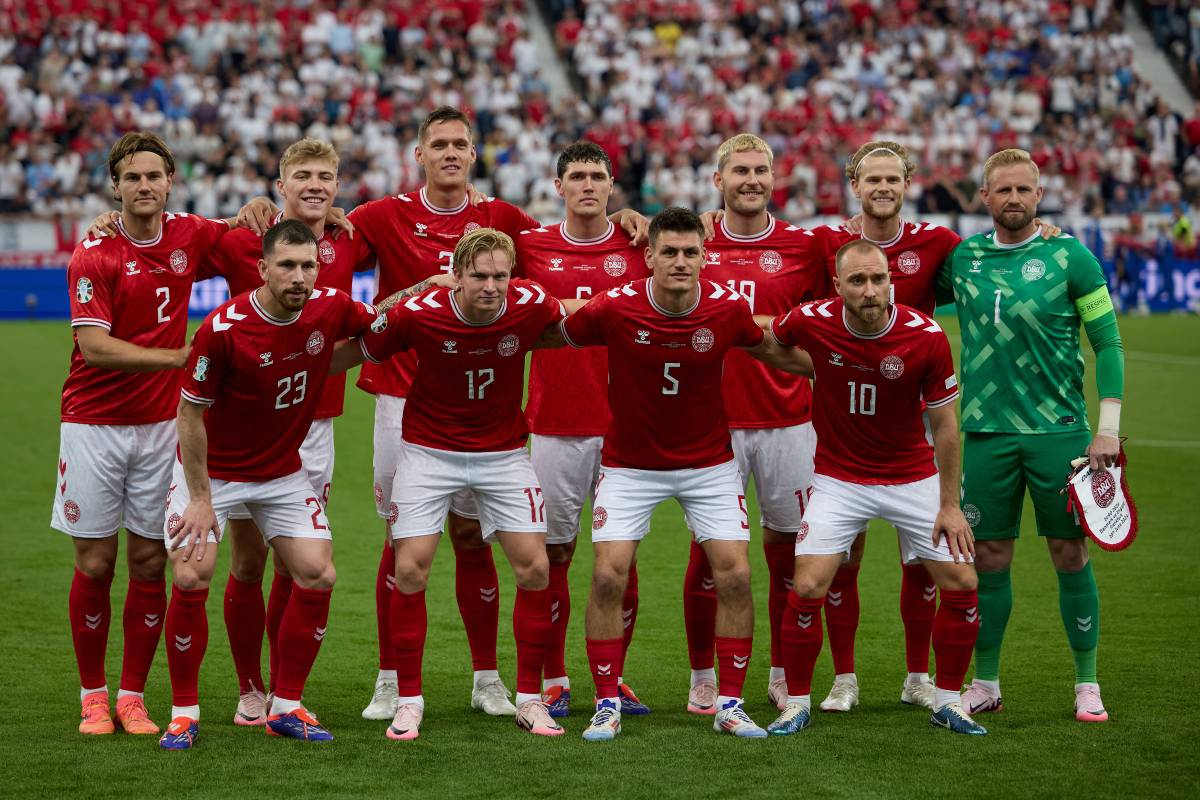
<box><xmin>1097</xmin><ymin>399</ymin><xmax>1121</xmax><ymax>438</ymax></box>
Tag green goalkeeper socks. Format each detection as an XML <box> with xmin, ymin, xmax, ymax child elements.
<box><xmin>972</xmin><ymin>568</ymin><xmax>1012</xmax><ymax>682</ymax></box>
<box><xmin>1057</xmin><ymin>561</ymin><xmax>1100</xmax><ymax>683</ymax></box>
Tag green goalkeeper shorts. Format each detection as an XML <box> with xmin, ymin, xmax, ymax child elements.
<box><xmin>961</xmin><ymin>430</ymin><xmax>1091</xmax><ymax>540</ymax></box>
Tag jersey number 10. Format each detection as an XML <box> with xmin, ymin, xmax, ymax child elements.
<box><xmin>847</xmin><ymin>381</ymin><xmax>876</xmax><ymax>415</ymax></box>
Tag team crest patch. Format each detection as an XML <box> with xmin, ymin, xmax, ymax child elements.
<box><xmin>796</xmin><ymin>522</ymin><xmax>808</xmax><ymax>544</ymax></box>
<box><xmin>1091</xmin><ymin>470</ymin><xmax>1116</xmax><ymax>508</ymax></box>
<box><xmin>387</xmin><ymin>503</ymin><xmax>399</xmax><ymax>525</ymax></box>
<box><xmin>879</xmin><ymin>354</ymin><xmax>905</xmax><ymax>379</ymax></box>
<box><xmin>1021</xmin><ymin>258</ymin><xmax>1046</xmax><ymax>280</ymax></box>
<box><xmin>897</xmin><ymin>250</ymin><xmax>921</xmax><ymax>275</ymax></box>
<box><xmin>464</xmin><ymin>222</ymin><xmax>481</xmax><ymax>234</ymax></box>
<box><xmin>167</xmin><ymin>512</ymin><xmax>182</xmax><ymax>534</ymax></box>
<box><xmin>76</xmin><ymin>277</ymin><xmax>93</xmax><ymax>304</ymax></box>
<box><xmin>373</xmin><ymin>483</ymin><xmax>384</xmax><ymax>508</ymax></box>
<box><xmin>63</xmin><ymin>500</ymin><xmax>81</xmax><ymax>524</ymax></box>
<box><xmin>318</xmin><ymin>239</ymin><xmax>336</xmax><ymax>264</ymax></box>
<box><xmin>963</xmin><ymin>504</ymin><xmax>981</xmax><ymax>527</ymax></box>
<box><xmin>759</xmin><ymin>250</ymin><xmax>783</xmax><ymax>273</ymax></box>
<box><xmin>603</xmin><ymin>253</ymin><xmax>627</xmax><ymax>277</ymax></box>
<box><xmin>592</xmin><ymin>506</ymin><xmax>608</xmax><ymax>530</ymax></box>
<box><xmin>306</xmin><ymin>331</ymin><xmax>325</xmax><ymax>356</ymax></box>
<box><xmin>497</xmin><ymin>334</ymin><xmax>520</xmax><ymax>357</ymax></box>
<box><xmin>691</xmin><ymin>328</ymin><xmax>715</xmax><ymax>352</ymax></box>
<box><xmin>371</xmin><ymin>314</ymin><xmax>388</xmax><ymax>333</ymax></box>
<box><xmin>193</xmin><ymin>356</ymin><xmax>210</xmax><ymax>382</ymax></box>
<box><xmin>169</xmin><ymin>248</ymin><xmax>188</xmax><ymax>274</ymax></box>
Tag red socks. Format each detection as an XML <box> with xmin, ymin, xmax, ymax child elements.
<box><xmin>545</xmin><ymin>560</ymin><xmax>571</xmax><ymax>679</ymax></box>
<box><xmin>586</xmin><ymin>637</ymin><xmax>623</xmax><ymax>700</ymax></box>
<box><xmin>824</xmin><ymin>563</ymin><xmax>860</xmax><ymax>674</ymax></box>
<box><xmin>513</xmin><ymin>586</ymin><xmax>552</xmax><ymax>695</ymax></box>
<box><xmin>69</xmin><ymin>568</ymin><xmax>113</xmax><ymax>689</ymax></box>
<box><xmin>763</xmin><ymin>541</ymin><xmax>794</xmax><ymax>668</ymax></box>
<box><xmin>375</xmin><ymin>540</ymin><xmax>397</xmax><ymax>671</ymax></box>
<box><xmin>120</xmin><ymin>577</ymin><xmax>165</xmax><ymax>694</ymax></box>
<box><xmin>781</xmin><ymin>593</ymin><xmax>825</xmax><ymax>697</ymax></box>
<box><xmin>900</xmin><ymin>562</ymin><xmax>937</xmax><ymax>673</ymax></box>
<box><xmin>683</xmin><ymin>541</ymin><xmax>717</xmax><ymax>670</ymax></box>
<box><xmin>165</xmin><ymin>585</ymin><xmax>209</xmax><ymax>706</ymax></box>
<box><xmin>273</xmin><ymin>586</ymin><xmax>332</xmax><ymax>702</ymax></box>
<box><xmin>715</xmin><ymin>636</ymin><xmax>752</xmax><ymax>699</ymax></box>
<box><xmin>622</xmin><ymin>562</ymin><xmax>639</xmax><ymax>662</ymax></box>
<box><xmin>454</xmin><ymin>545</ymin><xmax>499</xmax><ymax>672</ymax></box>
<box><xmin>390</xmin><ymin>588</ymin><xmax>427</xmax><ymax>696</ymax></box>
<box><xmin>932</xmin><ymin>588</ymin><xmax>980</xmax><ymax>692</ymax></box>
<box><xmin>223</xmin><ymin>574</ymin><xmax>265</xmax><ymax>693</ymax></box>
<box><xmin>265</xmin><ymin>571</ymin><xmax>293</xmax><ymax>693</ymax></box>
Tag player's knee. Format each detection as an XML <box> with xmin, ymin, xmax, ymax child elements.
<box><xmin>292</xmin><ymin>561</ymin><xmax>336</xmax><ymax>590</ymax></box>
<box><xmin>230</xmin><ymin>546</ymin><xmax>268</xmax><ymax>583</ymax></box>
<box><xmin>590</xmin><ymin>564</ymin><xmax>628</xmax><ymax>604</ymax></box>
<box><xmin>447</xmin><ymin>515</ymin><xmax>484</xmax><ymax>547</ymax></box>
<box><xmin>393</xmin><ymin>561</ymin><xmax>430</xmax><ymax>593</ymax></box>
<box><xmin>1047</xmin><ymin>537</ymin><xmax>1089</xmax><ymax>572</ymax></box>
<box><xmin>973</xmin><ymin>540</ymin><xmax>1013</xmax><ymax>573</ymax></box>
<box><xmin>546</xmin><ymin>539</ymin><xmax>576</xmax><ymax>565</ymax></box>
<box><xmin>126</xmin><ymin>545</ymin><xmax>166</xmax><ymax>582</ymax></box>
<box><xmin>712</xmin><ymin>562</ymin><xmax>752</xmax><ymax>597</ymax></box>
<box><xmin>789</xmin><ymin>569</ymin><xmax>828</xmax><ymax>599</ymax></box>
<box><xmin>513</xmin><ymin>555</ymin><xmax>549</xmax><ymax>591</ymax></box>
<box><xmin>170</xmin><ymin>561</ymin><xmax>212</xmax><ymax>591</ymax></box>
<box><xmin>936</xmin><ymin>565</ymin><xmax>978</xmax><ymax>592</ymax></box>
<box><xmin>73</xmin><ymin>539</ymin><xmax>117</xmax><ymax>579</ymax></box>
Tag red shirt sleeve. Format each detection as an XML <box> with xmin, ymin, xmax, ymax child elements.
<box><xmin>731</xmin><ymin>298</ymin><xmax>766</xmax><ymax>348</ymax></box>
<box><xmin>770</xmin><ymin>305</ymin><xmax>807</xmax><ymax>348</ymax></box>
<box><xmin>181</xmin><ymin>317</ymin><xmax>229</xmax><ymax>405</ymax></box>
<box><xmin>495</xmin><ymin>202</ymin><xmax>541</xmax><ymax>236</ymax></box>
<box><xmin>68</xmin><ymin>242</ymin><xmax>115</xmax><ymax>330</ymax></box>
<box><xmin>560</xmin><ymin>292</ymin><xmax>606</xmax><ymax>347</ymax></box>
<box><xmin>922</xmin><ymin>331</ymin><xmax>959</xmax><ymax>409</ymax></box>
<box><xmin>359</xmin><ymin>302</ymin><xmax>415</xmax><ymax>363</ymax></box>
<box><xmin>336</xmin><ymin>291</ymin><xmax>381</xmax><ymax>339</ymax></box>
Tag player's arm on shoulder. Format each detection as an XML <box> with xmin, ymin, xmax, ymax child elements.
<box><xmin>329</xmin><ymin>338</ymin><xmax>366</xmax><ymax>374</ymax></box>
<box><xmin>609</xmin><ymin>207</ymin><xmax>649</xmax><ymax>246</ymax></box>
<box><xmin>171</xmin><ymin>396</ymin><xmax>220</xmax><ymax>562</ymax></box>
<box><xmin>698</xmin><ymin>209</ymin><xmax>722</xmax><ymax>241</ymax></box>
<box><xmin>375</xmin><ymin>273</ymin><xmax>457</xmax><ymax>314</ymax></box>
<box><xmin>927</xmin><ymin>402</ymin><xmax>974</xmax><ymax>563</ymax></box>
<box><xmin>744</xmin><ymin>320</ymin><xmax>814</xmax><ymax>377</ymax></box>
<box><xmin>234</xmin><ymin>196</ymin><xmax>280</xmax><ymax>235</ymax></box>
<box><xmin>75</xmin><ymin>325</ymin><xmax>189</xmax><ymax>371</ymax></box>
<box><xmin>1070</xmin><ymin>248</ymin><xmax>1123</xmax><ymax>468</ymax></box>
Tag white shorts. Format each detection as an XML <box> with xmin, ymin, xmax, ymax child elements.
<box><xmin>229</xmin><ymin>418</ymin><xmax>335</xmax><ymax>521</ymax></box>
<box><xmin>373</xmin><ymin>394</ymin><xmax>477</xmax><ymax>522</ymax></box>
<box><xmin>731</xmin><ymin>422</ymin><xmax>816</xmax><ymax>534</ymax></box>
<box><xmin>796</xmin><ymin>473</ymin><xmax>955</xmax><ymax>564</ymax></box>
<box><xmin>164</xmin><ymin>461</ymin><xmax>332</xmax><ymax>549</ymax></box>
<box><xmin>386</xmin><ymin>441</ymin><xmax>546</xmax><ymax>541</ymax></box>
<box><xmin>51</xmin><ymin>420</ymin><xmax>175</xmax><ymax>539</ymax></box>
<box><xmin>530</xmin><ymin>434</ymin><xmax>603</xmax><ymax>546</ymax></box>
<box><xmin>590</xmin><ymin>459</ymin><xmax>749</xmax><ymax>544</ymax></box>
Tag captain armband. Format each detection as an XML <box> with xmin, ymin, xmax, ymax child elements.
<box><xmin>1074</xmin><ymin>285</ymin><xmax>1114</xmax><ymax>323</ymax></box>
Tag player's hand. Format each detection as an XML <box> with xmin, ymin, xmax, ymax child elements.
<box><xmin>614</xmin><ymin>209</ymin><xmax>649</xmax><ymax>246</ymax></box>
<box><xmin>1087</xmin><ymin>433</ymin><xmax>1120</xmax><ymax>471</ymax></box>
<box><xmin>843</xmin><ymin>214</ymin><xmax>864</xmax><ymax>235</ymax></box>
<box><xmin>699</xmin><ymin>210</ymin><xmax>722</xmax><ymax>241</ymax></box>
<box><xmin>466</xmin><ymin>183</ymin><xmax>488</xmax><ymax>206</ymax></box>
<box><xmin>326</xmin><ymin>206</ymin><xmax>355</xmax><ymax>239</ymax></box>
<box><xmin>86</xmin><ymin>211</ymin><xmax>121</xmax><ymax>239</ymax></box>
<box><xmin>427</xmin><ymin>272</ymin><xmax>458</xmax><ymax>289</ymax></box>
<box><xmin>1034</xmin><ymin>217</ymin><xmax>1061</xmax><ymax>238</ymax></box>
<box><xmin>236</xmin><ymin>197</ymin><xmax>280</xmax><ymax>235</ymax></box>
<box><xmin>170</xmin><ymin>345</ymin><xmax>190</xmax><ymax>369</ymax></box>
<box><xmin>932</xmin><ymin>506</ymin><xmax>975</xmax><ymax>564</ymax></box>
<box><xmin>170</xmin><ymin>499</ymin><xmax>221</xmax><ymax>563</ymax></box>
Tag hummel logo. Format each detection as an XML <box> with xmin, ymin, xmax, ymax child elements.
<box><xmin>622</xmin><ymin>609</ymin><xmax>633</xmax><ymax>629</ymax></box>
<box><xmin>827</xmin><ymin>590</ymin><xmax>843</xmax><ymax>607</ymax></box>
<box><xmin>923</xmin><ymin>585</ymin><xmax>936</xmax><ymax>602</ymax></box>
<box><xmin>635</xmin><ymin>329</ymin><xmax>651</xmax><ymax>344</ymax></box>
<box><xmin>966</xmin><ymin>607</ymin><xmax>979</xmax><ymax>623</ymax></box>
<box><xmin>480</xmin><ymin>587</ymin><xmax>497</xmax><ymax>603</ymax></box>
<box><xmin>259</xmin><ymin>352</ymin><xmax>273</xmax><ymax>366</ymax></box>
<box><xmin>125</xmin><ymin>260</ymin><xmax>139</xmax><ymax>275</ymax></box>
<box><xmin>732</xmin><ymin>655</ymin><xmax>749</xmax><ymax>669</ymax></box>
<box><xmin>442</xmin><ymin>340</ymin><xmax>458</xmax><ymax>354</ymax></box>
<box><xmin>314</xmin><ymin>626</ymin><xmax>327</xmax><ymax>642</ymax></box>
<box><xmin>829</xmin><ymin>352</ymin><xmax>844</xmax><ymax>366</ymax></box>
<box><xmin>797</xmin><ymin>613</ymin><xmax>813</xmax><ymax>629</ymax></box>
<box><xmin>701</xmin><ymin>577</ymin><xmax>716</xmax><ymax>591</ymax></box>
<box><xmin>1076</xmin><ymin>616</ymin><xmax>1093</xmax><ymax>632</ymax></box>
<box><xmin>970</xmin><ymin>260</ymin><xmax>982</xmax><ymax>273</ymax></box>
<box><xmin>144</xmin><ymin>613</ymin><xmax>161</xmax><ymax>628</ymax></box>
<box><xmin>597</xmin><ymin>664</ymin><xmax>612</xmax><ymax>676</ymax></box>
<box><xmin>174</xmin><ymin>634</ymin><xmax>193</xmax><ymax>652</ymax></box>
<box><xmin>415</xmin><ymin>223</ymin><xmax>428</xmax><ymax>237</ymax></box>
<box><xmin>85</xmin><ymin>613</ymin><xmax>102</xmax><ymax>630</ymax></box>
<box><xmin>549</xmin><ymin>258</ymin><xmax>564</xmax><ymax>271</ymax></box>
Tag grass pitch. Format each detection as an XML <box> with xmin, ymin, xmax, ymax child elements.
<box><xmin>1</xmin><ymin>314</ymin><xmax>1197</xmax><ymax>799</ymax></box>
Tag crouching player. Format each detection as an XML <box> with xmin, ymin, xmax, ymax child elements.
<box><xmin>159</xmin><ymin>220</ymin><xmax>380</xmax><ymax>748</ymax></box>
<box><xmin>767</xmin><ymin>240</ymin><xmax>986</xmax><ymax>736</ymax></box>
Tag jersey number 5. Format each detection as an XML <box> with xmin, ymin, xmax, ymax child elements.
<box><xmin>662</xmin><ymin>362</ymin><xmax>680</xmax><ymax>395</ymax></box>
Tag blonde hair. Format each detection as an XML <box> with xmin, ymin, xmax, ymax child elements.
<box><xmin>278</xmin><ymin>138</ymin><xmax>339</xmax><ymax>180</ymax></box>
<box><xmin>716</xmin><ymin>133</ymin><xmax>774</xmax><ymax>172</ymax></box>
<box><xmin>453</xmin><ymin>227</ymin><xmax>516</xmax><ymax>275</ymax></box>
<box><xmin>845</xmin><ymin>140</ymin><xmax>915</xmax><ymax>181</ymax></box>
<box><xmin>982</xmin><ymin>148</ymin><xmax>1039</xmax><ymax>187</ymax></box>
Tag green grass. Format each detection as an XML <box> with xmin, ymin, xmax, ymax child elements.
<box><xmin>1</xmin><ymin>315</ymin><xmax>1198</xmax><ymax>799</ymax></box>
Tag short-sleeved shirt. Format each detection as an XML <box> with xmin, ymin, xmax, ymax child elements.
<box><xmin>515</xmin><ymin>221</ymin><xmax>649</xmax><ymax>436</ymax></box>
<box><xmin>359</xmin><ymin>279</ymin><xmax>564</xmax><ymax>453</ymax></box>
<box><xmin>199</xmin><ymin>217</ymin><xmax>371</xmax><ymax>420</ymax></box>
<box><xmin>348</xmin><ymin>187</ymin><xmax>540</xmax><ymax>398</ymax></box>
<box><xmin>561</xmin><ymin>277</ymin><xmax>765</xmax><ymax>471</ymax></box>
<box><xmin>61</xmin><ymin>213</ymin><xmax>229</xmax><ymax>425</ymax></box>
<box><xmin>702</xmin><ymin>216</ymin><xmax>828</xmax><ymax>428</ymax></box>
<box><xmin>940</xmin><ymin>231</ymin><xmax>1107</xmax><ymax>434</ymax></box>
<box><xmin>181</xmin><ymin>288</ymin><xmax>378</xmax><ymax>482</ymax></box>
<box><xmin>772</xmin><ymin>298</ymin><xmax>958</xmax><ymax>485</ymax></box>
<box><xmin>811</xmin><ymin>220</ymin><xmax>961</xmax><ymax>314</ymax></box>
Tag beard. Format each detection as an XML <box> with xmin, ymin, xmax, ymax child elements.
<box><xmin>996</xmin><ymin>207</ymin><xmax>1036</xmax><ymax>231</ymax></box>
<box><xmin>276</xmin><ymin>286</ymin><xmax>310</xmax><ymax>312</ymax></box>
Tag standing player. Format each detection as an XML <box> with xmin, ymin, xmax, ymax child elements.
<box><xmin>558</xmin><ymin>208</ymin><xmax>811</xmax><ymax>741</ymax></box>
<box><xmin>54</xmin><ymin>132</ymin><xmax>235</xmax><ymax>736</ymax></box>
<box><xmin>681</xmin><ymin>133</ymin><xmax>828</xmax><ymax>714</ymax></box>
<box><xmin>940</xmin><ymin>149</ymin><xmax>1124</xmax><ymax>723</ymax></box>
<box><xmin>767</xmin><ymin>240</ymin><xmax>986</xmax><ymax>736</ymax></box>
<box><xmin>516</xmin><ymin>141</ymin><xmax>651</xmax><ymax>718</ymax></box>
<box><xmin>338</xmin><ymin>228</ymin><xmax>566</xmax><ymax>741</ymax></box>
<box><xmin>159</xmin><ymin>220</ymin><xmax>380</xmax><ymax>749</ymax></box>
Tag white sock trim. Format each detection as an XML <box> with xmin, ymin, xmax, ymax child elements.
<box><xmin>690</xmin><ymin>668</ymin><xmax>716</xmax><ymax>687</ymax></box>
<box><xmin>473</xmin><ymin>669</ymin><xmax>500</xmax><ymax>687</ymax></box>
<box><xmin>171</xmin><ymin>704</ymin><xmax>200</xmax><ymax>721</ymax></box>
<box><xmin>80</xmin><ymin>685</ymin><xmax>107</xmax><ymax>701</ymax></box>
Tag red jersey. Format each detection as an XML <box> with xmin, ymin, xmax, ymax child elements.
<box><xmin>515</xmin><ymin>221</ymin><xmax>649</xmax><ymax>436</ymax></box>
<box><xmin>561</xmin><ymin>278</ymin><xmax>765</xmax><ymax>471</ymax></box>
<box><xmin>811</xmin><ymin>220</ymin><xmax>961</xmax><ymax>313</ymax></box>
<box><xmin>348</xmin><ymin>187</ymin><xmax>539</xmax><ymax>398</ymax></box>
<box><xmin>359</xmin><ymin>279</ymin><xmax>564</xmax><ymax>453</ymax></box>
<box><xmin>199</xmin><ymin>219</ymin><xmax>370</xmax><ymax>420</ymax></box>
<box><xmin>181</xmin><ymin>288</ymin><xmax>378</xmax><ymax>483</ymax></box>
<box><xmin>61</xmin><ymin>213</ymin><xmax>229</xmax><ymax>425</ymax></box>
<box><xmin>703</xmin><ymin>216</ymin><xmax>829</xmax><ymax>428</ymax></box>
<box><xmin>771</xmin><ymin>299</ymin><xmax>958</xmax><ymax>485</ymax></box>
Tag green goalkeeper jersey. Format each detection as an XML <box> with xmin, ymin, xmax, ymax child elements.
<box><xmin>940</xmin><ymin>230</ymin><xmax>1111</xmax><ymax>434</ymax></box>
